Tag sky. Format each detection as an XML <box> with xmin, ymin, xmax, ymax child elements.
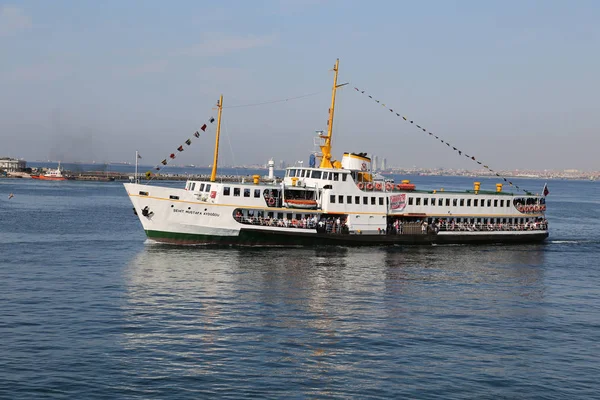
<box><xmin>1</xmin><ymin>0</ymin><xmax>599</xmax><ymax>171</ymax></box>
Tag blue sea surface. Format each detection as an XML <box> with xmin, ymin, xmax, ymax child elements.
<box><xmin>0</xmin><ymin>176</ymin><xmax>599</xmax><ymax>399</ymax></box>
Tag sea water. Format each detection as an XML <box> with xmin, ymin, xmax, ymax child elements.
<box><xmin>1</xmin><ymin>176</ymin><xmax>599</xmax><ymax>399</ymax></box>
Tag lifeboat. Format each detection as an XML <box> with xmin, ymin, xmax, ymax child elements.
<box><xmin>397</xmin><ymin>183</ymin><xmax>416</xmax><ymax>191</ymax></box>
<box><xmin>284</xmin><ymin>199</ymin><xmax>318</xmax><ymax>209</ymax></box>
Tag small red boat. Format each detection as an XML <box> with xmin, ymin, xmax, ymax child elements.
<box><xmin>31</xmin><ymin>163</ymin><xmax>68</xmax><ymax>181</ymax></box>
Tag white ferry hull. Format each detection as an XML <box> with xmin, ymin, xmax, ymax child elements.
<box><xmin>125</xmin><ymin>183</ymin><xmax>548</xmax><ymax>247</ymax></box>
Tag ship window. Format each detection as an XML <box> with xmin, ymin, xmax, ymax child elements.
<box><xmin>487</xmin><ymin>199</ymin><xmax>491</xmax><ymax>207</ymax></box>
<box><xmin>197</xmin><ymin>183</ymin><xmax>204</xmax><ymax>191</ymax></box>
<box><xmin>323</xmin><ymin>172</ymin><xmax>329</xmax><ymax>180</ymax></box>
<box><xmin>223</xmin><ymin>187</ymin><xmax>230</xmax><ymax>196</ymax></box>
<box><xmin>254</xmin><ymin>189</ymin><xmax>260</xmax><ymax>198</ymax></box>
<box><xmin>139</xmin><ymin>191</ymin><xmax>148</xmax><ymax>196</ymax></box>
<box><xmin>244</xmin><ymin>189</ymin><xmax>251</xmax><ymax>197</ymax></box>
<box><xmin>287</xmin><ymin>213</ymin><xmax>293</xmax><ymax>220</ymax></box>
<box><xmin>363</xmin><ymin>196</ymin><xmax>368</xmax><ymax>205</ymax></box>
<box><xmin>296</xmin><ymin>214</ymin><xmax>302</xmax><ymax>220</ymax></box>
<box><xmin>205</xmin><ymin>184</ymin><xmax>211</xmax><ymax>192</ymax></box>
<box><xmin>342</xmin><ymin>174</ymin><xmax>347</xmax><ymax>182</ymax></box>
<box><xmin>371</xmin><ymin>197</ymin><xmax>376</xmax><ymax>205</ymax></box>
<box><xmin>452</xmin><ymin>199</ymin><xmax>457</xmax><ymax>207</ymax></box>
<box><xmin>330</xmin><ymin>195</ymin><xmax>335</xmax><ymax>203</ymax></box>
<box><xmin>338</xmin><ymin>195</ymin><xmax>344</xmax><ymax>203</ymax></box>
<box><xmin>438</xmin><ymin>198</ymin><xmax>443</xmax><ymax>206</ymax></box>
<box><xmin>234</xmin><ymin>188</ymin><xmax>240</xmax><ymax>196</ymax></box>
<box><xmin>169</xmin><ymin>195</ymin><xmax>179</xmax><ymax>200</ymax></box>
<box><xmin>423</xmin><ymin>198</ymin><xmax>428</xmax><ymax>206</ymax></box>
<box><xmin>333</xmin><ymin>173</ymin><xmax>339</xmax><ymax>181</ymax></box>
<box><xmin>347</xmin><ymin>196</ymin><xmax>352</xmax><ymax>204</ymax></box>
<box><xmin>494</xmin><ymin>199</ymin><xmax>498</xmax><ymax>207</ymax></box>
<box><xmin>288</xmin><ymin>169</ymin><xmax>294</xmax><ymax>177</ymax></box>
<box><xmin>379</xmin><ymin>197</ymin><xmax>384</xmax><ymax>206</ymax></box>
<box><xmin>467</xmin><ymin>199</ymin><xmax>471</xmax><ymax>207</ymax></box>
<box><xmin>507</xmin><ymin>201</ymin><xmax>511</xmax><ymax>208</ymax></box>
<box><xmin>415</xmin><ymin>197</ymin><xmax>420</xmax><ymax>206</ymax></box>
<box><xmin>474</xmin><ymin>199</ymin><xmax>478</xmax><ymax>207</ymax></box>
<box><xmin>312</xmin><ymin>171</ymin><xmax>322</xmax><ymax>179</ymax></box>
<box><xmin>277</xmin><ymin>212</ymin><xmax>283</xmax><ymax>219</ymax></box>
<box><xmin>355</xmin><ymin>196</ymin><xmax>360</xmax><ymax>204</ymax></box>
<box><xmin>408</xmin><ymin>197</ymin><xmax>413</xmax><ymax>206</ymax></box>
<box><xmin>268</xmin><ymin>212</ymin><xmax>274</xmax><ymax>218</ymax></box>
<box><xmin>500</xmin><ymin>200</ymin><xmax>504</xmax><ymax>207</ymax></box>
<box><xmin>301</xmin><ymin>170</ymin><xmax>306</xmax><ymax>178</ymax></box>
<box><xmin>460</xmin><ymin>199</ymin><xmax>464</xmax><ymax>207</ymax></box>
<box><xmin>477</xmin><ymin>218</ymin><xmax>482</xmax><ymax>223</ymax></box>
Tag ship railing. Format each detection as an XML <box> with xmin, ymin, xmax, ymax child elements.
<box><xmin>235</xmin><ymin>215</ymin><xmax>318</xmax><ymax>229</ymax></box>
<box><xmin>436</xmin><ymin>222</ymin><xmax>548</xmax><ymax>232</ymax></box>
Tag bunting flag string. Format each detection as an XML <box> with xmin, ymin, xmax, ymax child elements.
<box><xmin>144</xmin><ymin>119</ymin><xmax>215</xmax><ymax>180</ymax></box>
<box><xmin>352</xmin><ymin>86</ymin><xmax>531</xmax><ymax>194</ymax></box>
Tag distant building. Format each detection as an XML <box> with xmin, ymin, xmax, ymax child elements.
<box><xmin>372</xmin><ymin>155</ymin><xmax>378</xmax><ymax>172</ymax></box>
<box><xmin>279</xmin><ymin>160</ymin><xmax>286</xmax><ymax>169</ymax></box>
<box><xmin>381</xmin><ymin>158</ymin><xmax>387</xmax><ymax>171</ymax></box>
<box><xmin>0</xmin><ymin>157</ymin><xmax>26</xmax><ymax>172</ymax></box>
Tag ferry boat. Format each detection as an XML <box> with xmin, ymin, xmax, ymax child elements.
<box><xmin>31</xmin><ymin>162</ymin><xmax>69</xmax><ymax>181</ymax></box>
<box><xmin>124</xmin><ymin>60</ymin><xmax>549</xmax><ymax>246</ymax></box>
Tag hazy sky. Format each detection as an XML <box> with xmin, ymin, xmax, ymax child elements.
<box><xmin>1</xmin><ymin>0</ymin><xmax>599</xmax><ymax>171</ymax></box>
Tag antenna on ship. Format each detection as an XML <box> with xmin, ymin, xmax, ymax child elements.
<box><xmin>318</xmin><ymin>59</ymin><xmax>348</xmax><ymax>169</ymax></box>
<box><xmin>210</xmin><ymin>95</ymin><xmax>224</xmax><ymax>182</ymax></box>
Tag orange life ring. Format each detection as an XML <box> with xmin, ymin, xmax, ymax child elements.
<box><xmin>375</xmin><ymin>183</ymin><xmax>382</xmax><ymax>190</ymax></box>
<box><xmin>366</xmin><ymin>183</ymin><xmax>374</xmax><ymax>190</ymax></box>
<box><xmin>527</xmin><ymin>206</ymin><xmax>533</xmax><ymax>212</ymax></box>
<box><xmin>541</xmin><ymin>205</ymin><xmax>546</xmax><ymax>211</ymax></box>
<box><xmin>534</xmin><ymin>205</ymin><xmax>539</xmax><ymax>212</ymax></box>
<box><xmin>385</xmin><ymin>183</ymin><xmax>393</xmax><ymax>191</ymax></box>
<box><xmin>358</xmin><ymin>182</ymin><xmax>364</xmax><ymax>190</ymax></box>
<box><xmin>396</xmin><ymin>184</ymin><xmax>403</xmax><ymax>190</ymax></box>
<box><xmin>518</xmin><ymin>206</ymin><xmax>525</xmax><ymax>213</ymax></box>
<box><xmin>268</xmin><ymin>197</ymin><xmax>275</xmax><ymax>206</ymax></box>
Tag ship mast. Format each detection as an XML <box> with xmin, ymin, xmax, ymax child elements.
<box><xmin>210</xmin><ymin>95</ymin><xmax>223</xmax><ymax>182</ymax></box>
<box><xmin>319</xmin><ymin>58</ymin><xmax>345</xmax><ymax>169</ymax></box>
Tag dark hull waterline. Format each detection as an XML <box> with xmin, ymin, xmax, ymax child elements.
<box><xmin>145</xmin><ymin>228</ymin><xmax>549</xmax><ymax>246</ymax></box>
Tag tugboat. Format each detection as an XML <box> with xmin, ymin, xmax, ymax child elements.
<box><xmin>31</xmin><ymin>162</ymin><xmax>69</xmax><ymax>181</ymax></box>
<box><xmin>124</xmin><ymin>60</ymin><xmax>549</xmax><ymax>246</ymax></box>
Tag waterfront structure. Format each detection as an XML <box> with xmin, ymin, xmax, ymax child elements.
<box><xmin>0</xmin><ymin>157</ymin><xmax>26</xmax><ymax>172</ymax></box>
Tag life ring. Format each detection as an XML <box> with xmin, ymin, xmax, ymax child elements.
<box><xmin>375</xmin><ymin>183</ymin><xmax>382</xmax><ymax>190</ymax></box>
<box><xmin>385</xmin><ymin>183</ymin><xmax>393</xmax><ymax>191</ymax></box>
<box><xmin>361</xmin><ymin>162</ymin><xmax>367</xmax><ymax>171</ymax></box>
<box><xmin>518</xmin><ymin>206</ymin><xmax>525</xmax><ymax>213</ymax></box>
<box><xmin>358</xmin><ymin>182</ymin><xmax>364</xmax><ymax>190</ymax></box>
<box><xmin>268</xmin><ymin>197</ymin><xmax>275</xmax><ymax>206</ymax></box>
<box><xmin>366</xmin><ymin>183</ymin><xmax>374</xmax><ymax>190</ymax></box>
<box><xmin>541</xmin><ymin>205</ymin><xmax>546</xmax><ymax>211</ymax></box>
<box><xmin>527</xmin><ymin>206</ymin><xmax>533</xmax><ymax>212</ymax></box>
<box><xmin>534</xmin><ymin>205</ymin><xmax>539</xmax><ymax>212</ymax></box>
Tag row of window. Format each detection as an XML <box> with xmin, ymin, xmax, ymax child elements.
<box><xmin>223</xmin><ymin>187</ymin><xmax>262</xmax><ymax>198</ymax></box>
<box><xmin>330</xmin><ymin>195</ymin><xmax>385</xmax><ymax>206</ymax></box>
<box><xmin>186</xmin><ymin>182</ymin><xmax>212</xmax><ymax>192</ymax></box>
<box><xmin>328</xmin><ymin>194</ymin><xmax>513</xmax><ymax>208</ymax></box>
<box><xmin>409</xmin><ymin>197</ymin><xmax>511</xmax><ymax>208</ymax></box>
<box><xmin>286</xmin><ymin>169</ymin><xmax>348</xmax><ymax>182</ymax></box>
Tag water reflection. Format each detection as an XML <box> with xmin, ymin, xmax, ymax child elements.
<box><xmin>120</xmin><ymin>244</ymin><xmax>548</xmax><ymax>396</ymax></box>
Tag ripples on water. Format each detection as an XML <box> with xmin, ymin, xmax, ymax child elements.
<box><xmin>0</xmin><ymin>178</ymin><xmax>599</xmax><ymax>399</ymax></box>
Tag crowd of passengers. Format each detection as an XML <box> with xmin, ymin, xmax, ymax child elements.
<box><xmin>387</xmin><ymin>218</ymin><xmax>548</xmax><ymax>235</ymax></box>
<box><xmin>234</xmin><ymin>210</ymin><xmax>349</xmax><ymax>233</ymax></box>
